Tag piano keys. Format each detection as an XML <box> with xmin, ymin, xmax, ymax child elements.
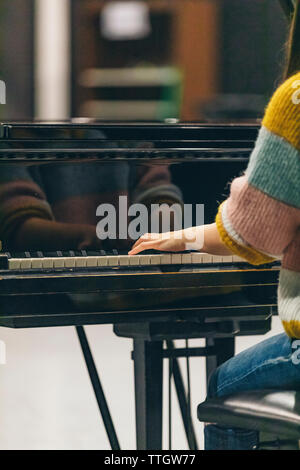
<box><xmin>1</xmin><ymin>249</ymin><xmax>246</xmax><ymax>271</ymax></box>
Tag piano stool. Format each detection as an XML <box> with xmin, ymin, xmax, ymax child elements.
<box><xmin>197</xmin><ymin>390</ymin><xmax>300</xmax><ymax>449</ymax></box>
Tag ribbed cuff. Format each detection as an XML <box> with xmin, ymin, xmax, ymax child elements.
<box><xmin>216</xmin><ymin>202</ymin><xmax>275</xmax><ymax>265</ymax></box>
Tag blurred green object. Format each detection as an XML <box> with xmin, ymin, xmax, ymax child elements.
<box><xmin>157</xmin><ymin>67</ymin><xmax>183</xmax><ymax>121</ymax></box>
<box><xmin>79</xmin><ymin>66</ymin><xmax>183</xmax><ymax>121</ymax></box>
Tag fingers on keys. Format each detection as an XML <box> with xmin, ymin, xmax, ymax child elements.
<box><xmin>129</xmin><ymin>234</ymin><xmax>161</xmax><ymax>255</ymax></box>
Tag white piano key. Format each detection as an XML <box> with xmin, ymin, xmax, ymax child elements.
<box><xmin>171</xmin><ymin>254</ymin><xmax>182</xmax><ymax>264</ymax></box>
<box><xmin>97</xmin><ymin>256</ymin><xmax>108</xmax><ymax>267</ymax></box>
<box><xmin>221</xmin><ymin>255</ymin><xmax>234</xmax><ymax>263</ymax></box>
<box><xmin>182</xmin><ymin>253</ymin><xmax>192</xmax><ymax>264</ymax></box>
<box><xmin>61</xmin><ymin>257</ymin><xmax>71</xmax><ymax>267</ymax></box>
<box><xmin>138</xmin><ymin>255</ymin><xmax>151</xmax><ymax>265</ymax></box>
<box><xmin>211</xmin><ymin>255</ymin><xmax>223</xmax><ymax>264</ymax></box>
<box><xmin>31</xmin><ymin>258</ymin><xmax>43</xmax><ymax>269</ymax></box>
<box><xmin>129</xmin><ymin>256</ymin><xmax>140</xmax><ymax>266</ymax></box>
<box><xmin>20</xmin><ymin>259</ymin><xmax>32</xmax><ymax>269</ymax></box>
<box><xmin>191</xmin><ymin>253</ymin><xmax>203</xmax><ymax>264</ymax></box>
<box><xmin>9</xmin><ymin>259</ymin><xmax>21</xmax><ymax>270</ymax></box>
<box><xmin>150</xmin><ymin>255</ymin><xmax>161</xmax><ymax>265</ymax></box>
<box><xmin>86</xmin><ymin>257</ymin><xmax>98</xmax><ymax>267</ymax></box>
<box><xmin>200</xmin><ymin>253</ymin><xmax>213</xmax><ymax>263</ymax></box>
<box><xmin>107</xmin><ymin>256</ymin><xmax>118</xmax><ymax>267</ymax></box>
<box><xmin>119</xmin><ymin>255</ymin><xmax>131</xmax><ymax>266</ymax></box>
<box><xmin>65</xmin><ymin>257</ymin><xmax>76</xmax><ymax>268</ymax></box>
<box><xmin>160</xmin><ymin>254</ymin><xmax>172</xmax><ymax>264</ymax></box>
<box><xmin>42</xmin><ymin>258</ymin><xmax>54</xmax><ymax>268</ymax></box>
<box><xmin>53</xmin><ymin>258</ymin><xmax>65</xmax><ymax>268</ymax></box>
<box><xmin>74</xmin><ymin>257</ymin><xmax>87</xmax><ymax>267</ymax></box>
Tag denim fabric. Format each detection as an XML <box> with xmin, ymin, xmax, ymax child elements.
<box><xmin>204</xmin><ymin>333</ymin><xmax>300</xmax><ymax>450</ymax></box>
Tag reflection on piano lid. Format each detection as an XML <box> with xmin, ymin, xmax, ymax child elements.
<box><xmin>0</xmin><ymin>121</ymin><xmax>261</xmax><ymax>254</ymax></box>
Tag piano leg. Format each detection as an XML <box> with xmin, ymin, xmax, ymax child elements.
<box><xmin>166</xmin><ymin>340</ymin><xmax>198</xmax><ymax>450</ymax></box>
<box><xmin>205</xmin><ymin>337</ymin><xmax>235</xmax><ymax>386</ymax></box>
<box><xmin>76</xmin><ymin>326</ymin><xmax>121</xmax><ymax>450</ymax></box>
<box><xmin>133</xmin><ymin>339</ymin><xmax>163</xmax><ymax>450</ymax></box>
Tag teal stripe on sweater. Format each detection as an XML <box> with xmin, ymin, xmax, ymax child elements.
<box><xmin>246</xmin><ymin>126</ymin><xmax>300</xmax><ymax>209</ymax></box>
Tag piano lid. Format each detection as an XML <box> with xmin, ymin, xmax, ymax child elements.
<box><xmin>0</xmin><ymin>120</ymin><xmax>259</xmax><ymax>140</ymax></box>
<box><xmin>0</xmin><ymin>121</ymin><xmax>259</xmax><ymax>162</ymax></box>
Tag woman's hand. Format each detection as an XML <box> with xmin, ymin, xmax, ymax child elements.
<box><xmin>129</xmin><ymin>229</ymin><xmax>188</xmax><ymax>255</ymax></box>
<box><xmin>129</xmin><ymin>224</ymin><xmax>232</xmax><ymax>256</ymax></box>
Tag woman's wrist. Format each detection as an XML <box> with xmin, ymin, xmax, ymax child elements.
<box><xmin>183</xmin><ymin>226</ymin><xmax>205</xmax><ymax>251</ymax></box>
<box><xmin>183</xmin><ymin>223</ymin><xmax>232</xmax><ymax>255</ymax></box>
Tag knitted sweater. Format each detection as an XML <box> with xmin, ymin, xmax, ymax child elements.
<box><xmin>216</xmin><ymin>71</ymin><xmax>300</xmax><ymax>339</ymax></box>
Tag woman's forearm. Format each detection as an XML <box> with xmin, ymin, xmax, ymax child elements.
<box><xmin>201</xmin><ymin>223</ymin><xmax>232</xmax><ymax>256</ymax></box>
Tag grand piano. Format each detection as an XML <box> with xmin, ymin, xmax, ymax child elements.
<box><xmin>0</xmin><ymin>122</ymin><xmax>279</xmax><ymax>449</ymax></box>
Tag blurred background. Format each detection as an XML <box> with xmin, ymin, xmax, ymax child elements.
<box><xmin>0</xmin><ymin>0</ymin><xmax>288</xmax><ymax>122</ymax></box>
<box><xmin>0</xmin><ymin>0</ymin><xmax>290</xmax><ymax>450</ymax></box>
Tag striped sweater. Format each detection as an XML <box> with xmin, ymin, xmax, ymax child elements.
<box><xmin>216</xmin><ymin>71</ymin><xmax>300</xmax><ymax>339</ymax></box>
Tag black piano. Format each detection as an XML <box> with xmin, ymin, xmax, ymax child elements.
<box><xmin>0</xmin><ymin>122</ymin><xmax>279</xmax><ymax>449</ymax></box>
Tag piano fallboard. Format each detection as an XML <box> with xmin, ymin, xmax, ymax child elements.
<box><xmin>0</xmin><ymin>263</ymin><xmax>278</xmax><ymax>329</ymax></box>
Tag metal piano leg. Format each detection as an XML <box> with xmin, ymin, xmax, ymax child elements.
<box><xmin>132</xmin><ymin>338</ymin><xmax>198</xmax><ymax>450</ymax></box>
<box><xmin>166</xmin><ymin>340</ymin><xmax>198</xmax><ymax>450</ymax></box>
<box><xmin>76</xmin><ymin>326</ymin><xmax>120</xmax><ymax>450</ymax></box>
<box><xmin>132</xmin><ymin>339</ymin><xmax>163</xmax><ymax>450</ymax></box>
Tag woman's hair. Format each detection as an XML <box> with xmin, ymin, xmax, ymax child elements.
<box><xmin>284</xmin><ymin>0</ymin><xmax>300</xmax><ymax>78</ymax></box>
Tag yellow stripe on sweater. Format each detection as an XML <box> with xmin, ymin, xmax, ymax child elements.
<box><xmin>282</xmin><ymin>320</ymin><xmax>300</xmax><ymax>339</ymax></box>
<box><xmin>215</xmin><ymin>204</ymin><xmax>275</xmax><ymax>265</ymax></box>
<box><xmin>263</xmin><ymin>72</ymin><xmax>300</xmax><ymax>152</ymax></box>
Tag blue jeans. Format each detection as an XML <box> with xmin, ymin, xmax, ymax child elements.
<box><xmin>205</xmin><ymin>333</ymin><xmax>300</xmax><ymax>450</ymax></box>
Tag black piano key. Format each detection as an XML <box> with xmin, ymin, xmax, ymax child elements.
<box><xmin>44</xmin><ymin>251</ymin><xmax>63</xmax><ymax>258</ymax></box>
<box><xmin>11</xmin><ymin>252</ymin><xmax>26</xmax><ymax>258</ymax></box>
<box><xmin>72</xmin><ymin>250</ymin><xmax>84</xmax><ymax>257</ymax></box>
<box><xmin>61</xmin><ymin>250</ymin><xmax>75</xmax><ymax>257</ymax></box>
<box><xmin>26</xmin><ymin>251</ymin><xmax>43</xmax><ymax>258</ymax></box>
<box><xmin>86</xmin><ymin>251</ymin><xmax>101</xmax><ymax>257</ymax></box>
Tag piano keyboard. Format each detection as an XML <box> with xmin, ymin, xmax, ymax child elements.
<box><xmin>0</xmin><ymin>250</ymin><xmax>245</xmax><ymax>271</ymax></box>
